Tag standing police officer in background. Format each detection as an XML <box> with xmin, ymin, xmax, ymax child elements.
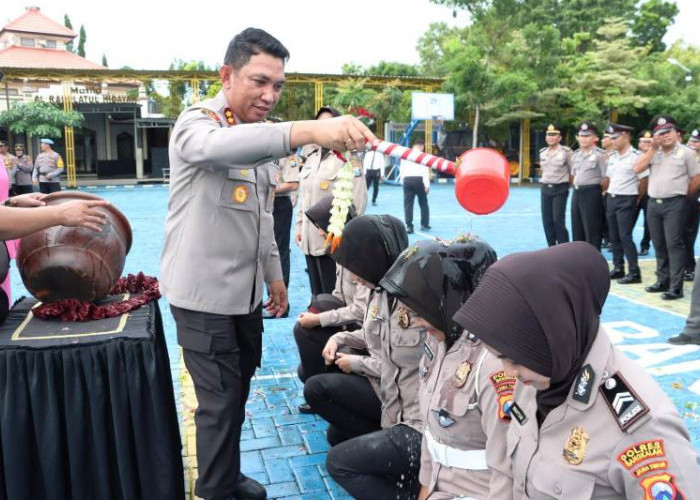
<box><xmin>682</xmin><ymin>128</ymin><xmax>700</xmax><ymax>282</ymax></box>
<box><xmin>634</xmin><ymin>115</ymin><xmax>700</xmax><ymax>301</ymax></box>
<box><xmin>10</xmin><ymin>144</ymin><xmax>34</xmax><ymax>195</ymax></box>
<box><xmin>604</xmin><ymin>123</ymin><xmax>647</xmax><ymax>283</ymax></box>
<box><xmin>571</xmin><ymin>121</ymin><xmax>607</xmax><ymax>250</ymax></box>
<box><xmin>539</xmin><ymin>123</ymin><xmax>572</xmax><ymax>246</ymax></box>
<box><xmin>635</xmin><ymin>130</ymin><xmax>653</xmax><ymax>255</ymax></box>
<box><xmin>32</xmin><ymin>138</ymin><xmax>63</xmax><ymax>194</ymax></box>
<box><xmin>160</xmin><ymin>28</ymin><xmax>375</xmax><ymax>500</ymax></box>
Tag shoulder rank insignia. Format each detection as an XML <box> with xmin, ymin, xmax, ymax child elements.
<box><xmin>223</xmin><ymin>107</ymin><xmax>236</xmax><ymax>126</ymax></box>
<box><xmin>397</xmin><ymin>307</ymin><xmax>410</xmax><ymax>329</ymax></box>
<box><xmin>563</xmin><ymin>426</ymin><xmax>589</xmax><ymax>465</ymax></box>
<box><xmin>600</xmin><ymin>372</ymin><xmax>649</xmax><ymax>431</ymax></box>
<box><xmin>454</xmin><ymin>362</ymin><xmax>471</xmax><ymax>388</ymax></box>
<box><xmin>432</xmin><ymin>408</ymin><xmax>455</xmax><ymax>428</ymax></box>
<box><xmin>573</xmin><ymin>364</ymin><xmax>595</xmax><ymax>404</ymax></box>
<box><xmin>200</xmin><ymin>108</ymin><xmax>222</xmax><ymax>124</ymax></box>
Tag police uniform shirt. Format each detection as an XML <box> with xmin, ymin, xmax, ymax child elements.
<box><xmin>648</xmin><ymin>144</ymin><xmax>700</xmax><ymax>199</ymax></box>
<box><xmin>607</xmin><ymin>148</ymin><xmax>647</xmax><ymax>196</ymax></box>
<box><xmin>11</xmin><ymin>154</ymin><xmax>33</xmax><ymax>185</ymax></box>
<box><xmin>274</xmin><ymin>154</ymin><xmax>300</xmax><ymax>198</ymax></box>
<box><xmin>418</xmin><ymin>333</ymin><xmax>520</xmax><ymax>500</ymax></box>
<box><xmin>507</xmin><ymin>327</ymin><xmax>700</xmax><ymax>498</ymax></box>
<box><xmin>33</xmin><ymin>151</ymin><xmax>64</xmax><ymax>182</ymax></box>
<box><xmin>160</xmin><ymin>90</ymin><xmax>290</xmax><ymax>315</ymax></box>
<box><xmin>539</xmin><ymin>145</ymin><xmax>572</xmax><ymax>184</ymax></box>
<box><xmin>571</xmin><ymin>148</ymin><xmax>606</xmax><ymax>187</ymax></box>
<box><xmin>318</xmin><ymin>265</ymin><xmax>370</xmax><ymax>328</ymax></box>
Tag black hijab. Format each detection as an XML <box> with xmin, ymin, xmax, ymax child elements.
<box><xmin>453</xmin><ymin>242</ymin><xmax>610</xmax><ymax>424</ymax></box>
<box><xmin>380</xmin><ymin>236</ymin><xmax>496</xmax><ymax>346</ymax></box>
<box><xmin>304</xmin><ymin>195</ymin><xmax>356</xmax><ymax>234</ymax></box>
<box><xmin>331</xmin><ymin>214</ymin><xmax>408</xmax><ymax>286</ymax></box>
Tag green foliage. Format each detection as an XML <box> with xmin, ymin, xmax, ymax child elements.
<box><xmin>631</xmin><ymin>0</ymin><xmax>679</xmax><ymax>52</ymax></box>
<box><xmin>64</xmin><ymin>15</ymin><xmax>74</xmax><ymax>53</ymax></box>
<box><xmin>77</xmin><ymin>25</ymin><xmax>86</xmax><ymax>58</ymax></box>
<box><xmin>0</xmin><ymin>101</ymin><xmax>84</xmax><ymax>138</ymax></box>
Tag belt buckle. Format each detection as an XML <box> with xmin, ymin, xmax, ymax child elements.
<box><xmin>610</xmin><ymin>193</ymin><xmax>615</xmax><ymax>198</ymax></box>
<box><xmin>574</xmin><ymin>185</ymin><xmax>579</xmax><ymax>190</ymax></box>
<box><xmin>547</xmin><ymin>184</ymin><xmax>553</xmax><ymax>188</ymax></box>
<box><xmin>435</xmin><ymin>442</ymin><xmax>448</xmax><ymax>465</ymax></box>
<box><xmin>656</xmin><ymin>198</ymin><xmax>663</xmax><ymax>204</ymax></box>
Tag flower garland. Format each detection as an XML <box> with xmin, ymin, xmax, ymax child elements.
<box><xmin>325</xmin><ymin>151</ymin><xmax>360</xmax><ymax>253</ymax></box>
<box><xmin>33</xmin><ymin>272</ymin><xmax>161</xmax><ymax>322</ymax></box>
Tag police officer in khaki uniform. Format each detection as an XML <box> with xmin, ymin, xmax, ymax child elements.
<box><xmin>0</xmin><ymin>142</ymin><xmax>16</xmax><ymax>181</ymax></box>
<box><xmin>682</xmin><ymin>128</ymin><xmax>700</xmax><ymax>281</ymax></box>
<box><xmin>271</xmin><ymin>151</ymin><xmax>299</xmax><ymax>311</ymax></box>
<box><xmin>10</xmin><ymin>144</ymin><xmax>34</xmax><ymax>195</ymax></box>
<box><xmin>32</xmin><ymin>138</ymin><xmax>63</xmax><ymax>194</ymax></box>
<box><xmin>571</xmin><ymin>121</ymin><xmax>607</xmax><ymax>250</ymax></box>
<box><xmin>295</xmin><ymin>107</ymin><xmax>368</xmax><ymax>297</ymax></box>
<box><xmin>635</xmin><ymin>130</ymin><xmax>653</xmax><ymax>255</ymax></box>
<box><xmin>634</xmin><ymin>115</ymin><xmax>700</xmax><ymax>300</ymax></box>
<box><xmin>159</xmin><ymin>28</ymin><xmax>375</xmax><ymax>500</ymax></box>
<box><xmin>455</xmin><ymin>242</ymin><xmax>700</xmax><ymax>499</ymax></box>
<box><xmin>604</xmin><ymin>123</ymin><xmax>647</xmax><ymax>283</ymax></box>
<box><xmin>539</xmin><ymin>124</ymin><xmax>573</xmax><ymax>246</ymax></box>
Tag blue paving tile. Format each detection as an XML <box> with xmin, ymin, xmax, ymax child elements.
<box><xmin>252</xmin><ymin>417</ymin><xmax>278</xmax><ymax>439</ymax></box>
<box><xmin>302</xmin><ymin>430</ymin><xmax>330</xmax><ymax>454</ymax></box>
<box><xmin>246</xmin><ymin>471</ymin><xmax>270</xmax><ymax>485</ymax></box>
<box><xmin>278</xmin><ymin>494</ymin><xmax>332</xmax><ymax>500</ymax></box>
<box><xmin>240</xmin><ymin>435</ymin><xmax>282</xmax><ymax>452</ymax></box>
<box><xmin>289</xmin><ymin>452</ymin><xmax>328</xmax><ymax>468</ymax></box>
<box><xmin>240</xmin><ymin>450</ymin><xmax>264</xmax><ymax>474</ymax></box>
<box><xmin>265</xmin><ymin>481</ymin><xmax>300</xmax><ymax>499</ymax></box>
<box><xmin>264</xmin><ymin>457</ymin><xmax>295</xmax><ymax>483</ymax></box>
<box><xmin>298</xmin><ymin>420</ymin><xmax>329</xmax><ymax>434</ymax></box>
<box><xmin>261</xmin><ymin>445</ymin><xmax>308</xmax><ymax>460</ymax></box>
<box><xmin>278</xmin><ymin>425</ymin><xmax>305</xmax><ymax>446</ymax></box>
<box><xmin>292</xmin><ymin>465</ymin><xmax>327</xmax><ymax>493</ymax></box>
<box><xmin>241</xmin><ymin>429</ymin><xmax>255</xmax><ymax>441</ymax></box>
<box><xmin>273</xmin><ymin>413</ymin><xmax>318</xmax><ymax>426</ymax></box>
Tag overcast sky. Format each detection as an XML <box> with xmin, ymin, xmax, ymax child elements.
<box><xmin>3</xmin><ymin>0</ymin><xmax>699</xmax><ymax>73</ymax></box>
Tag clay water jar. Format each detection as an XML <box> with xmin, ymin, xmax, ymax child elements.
<box><xmin>17</xmin><ymin>192</ymin><xmax>132</xmax><ymax>303</ymax></box>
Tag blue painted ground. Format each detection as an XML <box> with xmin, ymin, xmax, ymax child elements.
<box><xmin>9</xmin><ymin>182</ymin><xmax>699</xmax><ymax>499</ymax></box>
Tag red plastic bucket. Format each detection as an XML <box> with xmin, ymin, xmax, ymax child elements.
<box><xmin>454</xmin><ymin>148</ymin><xmax>510</xmax><ymax>215</ymax></box>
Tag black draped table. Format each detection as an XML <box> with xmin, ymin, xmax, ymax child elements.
<box><xmin>0</xmin><ymin>297</ymin><xmax>184</xmax><ymax>500</ymax></box>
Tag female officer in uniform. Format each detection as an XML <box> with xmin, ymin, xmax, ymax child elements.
<box><xmin>293</xmin><ymin>196</ymin><xmax>369</xmax><ymax>387</ymax></box>
<box><xmin>304</xmin><ymin>214</ymin><xmax>408</xmax><ymax>445</ymax></box>
<box><xmin>295</xmin><ymin>107</ymin><xmax>368</xmax><ymax>297</ymax></box>
<box><xmin>454</xmin><ymin>242</ymin><xmax>700</xmax><ymax>498</ymax></box>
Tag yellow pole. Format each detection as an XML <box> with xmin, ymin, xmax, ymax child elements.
<box><xmin>611</xmin><ymin>109</ymin><xmax>618</xmax><ymax>123</ymax></box>
<box><xmin>425</xmin><ymin>120</ymin><xmax>433</xmax><ymax>154</ymax></box>
<box><xmin>62</xmin><ymin>81</ymin><xmax>77</xmax><ymax>188</ymax></box>
<box><xmin>191</xmin><ymin>78</ymin><xmax>201</xmax><ymax>103</ymax></box>
<box><xmin>521</xmin><ymin>118</ymin><xmax>531</xmax><ymax>180</ymax></box>
<box><xmin>375</xmin><ymin>118</ymin><xmax>384</xmax><ymax>140</ymax></box>
<box><xmin>314</xmin><ymin>81</ymin><xmax>324</xmax><ymax>114</ymax></box>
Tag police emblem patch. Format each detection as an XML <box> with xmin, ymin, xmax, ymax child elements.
<box><xmin>320</xmin><ymin>180</ymin><xmax>330</xmax><ymax>190</ymax></box>
<box><xmin>453</xmin><ymin>362</ymin><xmax>471</xmax><ymax>387</ymax></box>
<box><xmin>640</xmin><ymin>472</ymin><xmax>681</xmax><ymax>500</ymax></box>
<box><xmin>200</xmin><ymin>108</ymin><xmax>221</xmax><ymax>123</ymax></box>
<box><xmin>397</xmin><ymin>307</ymin><xmax>410</xmax><ymax>328</ymax></box>
<box><xmin>233</xmin><ymin>185</ymin><xmax>249</xmax><ymax>203</ymax></box>
<box><xmin>658</xmin><ymin>117</ymin><xmax>667</xmax><ymax>126</ymax></box>
<box><xmin>563</xmin><ymin>426</ymin><xmax>590</xmax><ymax>465</ymax></box>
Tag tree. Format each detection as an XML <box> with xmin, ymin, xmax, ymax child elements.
<box><xmin>64</xmin><ymin>15</ymin><xmax>74</xmax><ymax>53</ymax></box>
<box><xmin>0</xmin><ymin>101</ymin><xmax>84</xmax><ymax>138</ymax></box>
<box><xmin>77</xmin><ymin>25</ymin><xmax>86</xmax><ymax>58</ymax></box>
<box><xmin>101</xmin><ymin>54</ymin><xmax>108</xmax><ymax>68</ymax></box>
<box><xmin>416</xmin><ymin>23</ymin><xmax>466</xmax><ymax>77</ymax></box>
<box><xmin>632</xmin><ymin>0</ymin><xmax>679</xmax><ymax>52</ymax></box>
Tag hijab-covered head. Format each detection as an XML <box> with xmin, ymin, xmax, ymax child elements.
<box><xmin>305</xmin><ymin>195</ymin><xmax>356</xmax><ymax>234</ymax></box>
<box><xmin>330</xmin><ymin>214</ymin><xmax>408</xmax><ymax>286</ymax></box>
<box><xmin>453</xmin><ymin>242</ymin><xmax>610</xmax><ymax>422</ymax></box>
<box><xmin>380</xmin><ymin>236</ymin><xmax>496</xmax><ymax>346</ymax></box>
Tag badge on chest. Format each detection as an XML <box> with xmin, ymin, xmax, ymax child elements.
<box><xmin>563</xmin><ymin>426</ymin><xmax>590</xmax><ymax>465</ymax></box>
<box><xmin>453</xmin><ymin>362</ymin><xmax>471</xmax><ymax>388</ymax></box>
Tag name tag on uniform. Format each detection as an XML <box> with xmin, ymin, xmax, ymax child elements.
<box><xmin>423</xmin><ymin>341</ymin><xmax>434</xmax><ymax>361</ymax></box>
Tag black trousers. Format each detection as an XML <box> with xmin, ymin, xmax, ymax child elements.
<box><xmin>607</xmin><ymin>194</ymin><xmax>640</xmax><ymax>273</ymax></box>
<box><xmin>170</xmin><ymin>303</ymin><xmax>263</xmax><ymax>500</ymax></box>
<box><xmin>39</xmin><ymin>181</ymin><xmax>61</xmax><ymax>194</ymax></box>
<box><xmin>305</xmin><ymin>254</ymin><xmax>337</xmax><ymax>297</ymax></box>
<box><xmin>365</xmin><ymin>169</ymin><xmax>380</xmax><ymax>203</ymax></box>
<box><xmin>683</xmin><ymin>198</ymin><xmax>700</xmax><ymax>273</ymax></box>
<box><xmin>540</xmin><ymin>183</ymin><xmax>570</xmax><ymax>246</ymax></box>
<box><xmin>571</xmin><ymin>185</ymin><xmax>604</xmax><ymax>250</ymax></box>
<box><xmin>294</xmin><ymin>322</ymin><xmax>342</xmax><ymax>382</ymax></box>
<box><xmin>10</xmin><ymin>184</ymin><xmax>33</xmax><ymax>196</ymax></box>
<box><xmin>326</xmin><ymin>424</ymin><xmax>423</xmax><ymax>500</ymax></box>
<box><xmin>403</xmin><ymin>177</ymin><xmax>429</xmax><ymax>229</ymax></box>
<box><xmin>647</xmin><ymin>196</ymin><xmax>687</xmax><ymax>292</ymax></box>
<box><xmin>273</xmin><ymin>196</ymin><xmax>293</xmax><ymax>288</ymax></box>
<box><xmin>635</xmin><ymin>195</ymin><xmax>651</xmax><ymax>250</ymax></box>
<box><xmin>304</xmin><ymin>373</ymin><xmax>381</xmax><ymax>445</ymax></box>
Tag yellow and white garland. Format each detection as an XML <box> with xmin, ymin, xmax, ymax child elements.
<box><xmin>325</xmin><ymin>152</ymin><xmax>360</xmax><ymax>252</ymax></box>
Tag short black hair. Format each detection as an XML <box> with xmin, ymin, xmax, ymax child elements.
<box><xmin>224</xmin><ymin>28</ymin><xmax>290</xmax><ymax>70</ymax></box>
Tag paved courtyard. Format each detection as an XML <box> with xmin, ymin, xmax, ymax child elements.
<box><xmin>9</xmin><ymin>182</ymin><xmax>700</xmax><ymax>499</ymax></box>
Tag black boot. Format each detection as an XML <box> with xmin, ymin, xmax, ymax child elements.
<box><xmin>609</xmin><ymin>267</ymin><xmax>625</xmax><ymax>280</ymax></box>
<box><xmin>232</xmin><ymin>473</ymin><xmax>267</xmax><ymax>500</ymax></box>
<box><xmin>617</xmin><ymin>272</ymin><xmax>641</xmax><ymax>284</ymax></box>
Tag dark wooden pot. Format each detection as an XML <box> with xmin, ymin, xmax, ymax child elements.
<box><xmin>17</xmin><ymin>192</ymin><xmax>132</xmax><ymax>302</ymax></box>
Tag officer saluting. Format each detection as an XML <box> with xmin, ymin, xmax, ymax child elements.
<box><xmin>160</xmin><ymin>28</ymin><xmax>375</xmax><ymax>500</ymax></box>
<box><xmin>571</xmin><ymin>121</ymin><xmax>607</xmax><ymax>250</ymax></box>
<box><xmin>539</xmin><ymin>123</ymin><xmax>573</xmax><ymax>246</ymax></box>
<box><xmin>634</xmin><ymin>115</ymin><xmax>700</xmax><ymax>300</ymax></box>
<box><xmin>604</xmin><ymin>123</ymin><xmax>647</xmax><ymax>284</ymax></box>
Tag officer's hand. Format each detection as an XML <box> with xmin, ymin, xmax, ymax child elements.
<box><xmin>334</xmin><ymin>352</ymin><xmax>355</xmax><ymax>374</ymax></box>
<box><xmin>266</xmin><ymin>280</ymin><xmax>288</xmax><ymax>318</ymax></box>
<box><xmin>322</xmin><ymin>338</ymin><xmax>338</xmax><ymax>365</ymax></box>
<box><xmin>294</xmin><ymin>227</ymin><xmax>302</xmax><ymax>245</ymax></box>
<box><xmin>7</xmin><ymin>192</ymin><xmax>47</xmax><ymax>207</ymax></box>
<box><xmin>651</xmin><ymin>136</ymin><xmax>661</xmax><ymax>150</ymax></box>
<box><xmin>56</xmin><ymin>200</ymin><xmax>109</xmax><ymax>231</ymax></box>
<box><xmin>298</xmin><ymin>312</ymin><xmax>321</xmax><ymax>328</ymax></box>
<box><xmin>290</xmin><ymin>116</ymin><xmax>377</xmax><ymax>152</ymax></box>
<box><xmin>32</xmin><ymin>180</ymin><xmax>39</xmax><ymax>186</ymax></box>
